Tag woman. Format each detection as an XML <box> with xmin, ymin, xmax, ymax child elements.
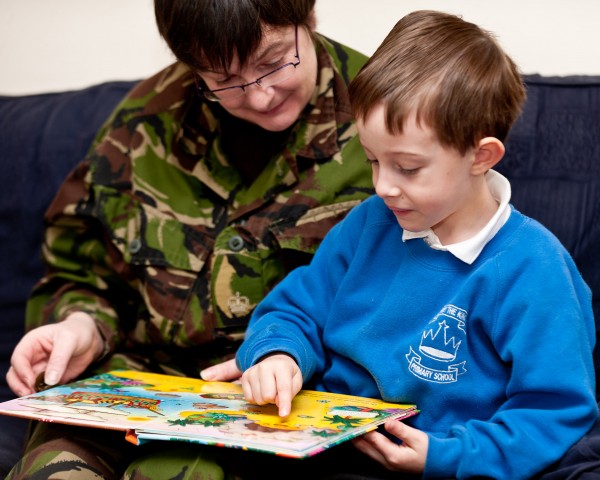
<box><xmin>6</xmin><ymin>1</ymin><xmax>373</xmax><ymax>478</ymax></box>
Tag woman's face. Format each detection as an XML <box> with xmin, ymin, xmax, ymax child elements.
<box><xmin>197</xmin><ymin>24</ymin><xmax>318</xmax><ymax>132</ymax></box>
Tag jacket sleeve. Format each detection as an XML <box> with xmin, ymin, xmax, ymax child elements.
<box><xmin>25</xmin><ymin>157</ymin><xmax>131</xmax><ymax>355</ymax></box>
<box><xmin>24</xmin><ymin>79</ymin><xmax>151</xmax><ymax>351</ymax></box>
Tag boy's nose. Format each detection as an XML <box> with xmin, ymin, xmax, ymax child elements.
<box><xmin>374</xmin><ymin>173</ymin><xmax>402</xmax><ymax>198</ymax></box>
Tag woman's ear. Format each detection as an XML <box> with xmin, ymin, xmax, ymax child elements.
<box><xmin>307</xmin><ymin>8</ymin><xmax>317</xmax><ymax>31</ymax></box>
<box><xmin>471</xmin><ymin>137</ymin><xmax>505</xmax><ymax>175</ymax></box>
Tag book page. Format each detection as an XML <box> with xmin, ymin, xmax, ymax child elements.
<box><xmin>0</xmin><ymin>370</ymin><xmax>418</xmax><ymax>458</ymax></box>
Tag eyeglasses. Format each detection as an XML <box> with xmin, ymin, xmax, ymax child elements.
<box><xmin>197</xmin><ymin>25</ymin><xmax>300</xmax><ymax>102</ymax></box>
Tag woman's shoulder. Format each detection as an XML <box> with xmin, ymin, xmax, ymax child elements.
<box><xmin>314</xmin><ymin>33</ymin><xmax>369</xmax><ymax>83</ymax></box>
<box><xmin>116</xmin><ymin>62</ymin><xmax>196</xmax><ymax>116</ymax></box>
<box><xmin>90</xmin><ymin>62</ymin><xmax>206</xmax><ymax>150</ymax></box>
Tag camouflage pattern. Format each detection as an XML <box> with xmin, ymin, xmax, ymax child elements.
<box><xmin>25</xmin><ymin>34</ymin><xmax>373</xmax><ymax>377</ymax></box>
<box><xmin>7</xmin><ymin>421</ymin><xmax>404</xmax><ymax>480</ymax></box>
<box><xmin>10</xmin><ymin>35</ymin><xmax>373</xmax><ymax>479</ymax></box>
<box><xmin>6</xmin><ymin>421</ymin><xmax>240</xmax><ymax>479</ymax></box>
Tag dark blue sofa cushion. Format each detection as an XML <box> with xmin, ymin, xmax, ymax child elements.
<box><xmin>0</xmin><ymin>80</ymin><xmax>137</xmax><ymax>475</ymax></box>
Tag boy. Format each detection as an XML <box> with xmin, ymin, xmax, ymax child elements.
<box><xmin>236</xmin><ymin>10</ymin><xmax>598</xmax><ymax>479</ymax></box>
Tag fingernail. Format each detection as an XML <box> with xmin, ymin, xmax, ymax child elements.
<box><xmin>199</xmin><ymin>368</ymin><xmax>213</xmax><ymax>381</ymax></box>
<box><xmin>45</xmin><ymin>371</ymin><xmax>60</xmax><ymax>386</ymax></box>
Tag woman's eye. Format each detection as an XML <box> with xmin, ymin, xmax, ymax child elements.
<box><xmin>262</xmin><ymin>58</ymin><xmax>285</xmax><ymax>70</ymax></box>
<box><xmin>215</xmin><ymin>76</ymin><xmax>235</xmax><ymax>86</ymax></box>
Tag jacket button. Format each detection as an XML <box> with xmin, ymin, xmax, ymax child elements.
<box><xmin>228</xmin><ymin>235</ymin><xmax>244</xmax><ymax>252</ymax></box>
<box><xmin>129</xmin><ymin>238</ymin><xmax>142</xmax><ymax>254</ymax></box>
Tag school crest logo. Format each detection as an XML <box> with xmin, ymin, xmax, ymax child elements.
<box><xmin>406</xmin><ymin>305</ymin><xmax>467</xmax><ymax>383</ymax></box>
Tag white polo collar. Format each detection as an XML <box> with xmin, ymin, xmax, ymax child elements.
<box><xmin>402</xmin><ymin>169</ymin><xmax>511</xmax><ymax>264</ymax></box>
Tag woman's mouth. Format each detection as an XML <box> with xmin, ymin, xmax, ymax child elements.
<box><xmin>258</xmin><ymin>97</ymin><xmax>287</xmax><ymax>116</ymax></box>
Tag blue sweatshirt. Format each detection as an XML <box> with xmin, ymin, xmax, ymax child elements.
<box><xmin>237</xmin><ymin>195</ymin><xmax>597</xmax><ymax>479</ymax></box>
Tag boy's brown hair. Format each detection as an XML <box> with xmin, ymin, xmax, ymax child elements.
<box><xmin>349</xmin><ymin>10</ymin><xmax>526</xmax><ymax>154</ymax></box>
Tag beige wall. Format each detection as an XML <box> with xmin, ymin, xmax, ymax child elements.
<box><xmin>1</xmin><ymin>0</ymin><xmax>599</xmax><ymax>95</ymax></box>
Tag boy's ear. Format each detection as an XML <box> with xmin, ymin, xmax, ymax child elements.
<box><xmin>471</xmin><ymin>137</ymin><xmax>505</xmax><ymax>175</ymax></box>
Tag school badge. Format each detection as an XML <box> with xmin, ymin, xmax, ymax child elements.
<box><xmin>406</xmin><ymin>304</ymin><xmax>467</xmax><ymax>383</ymax></box>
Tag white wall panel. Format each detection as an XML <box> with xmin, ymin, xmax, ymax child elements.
<box><xmin>1</xmin><ymin>0</ymin><xmax>598</xmax><ymax>95</ymax></box>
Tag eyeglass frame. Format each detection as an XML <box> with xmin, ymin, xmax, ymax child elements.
<box><xmin>196</xmin><ymin>25</ymin><xmax>300</xmax><ymax>102</ymax></box>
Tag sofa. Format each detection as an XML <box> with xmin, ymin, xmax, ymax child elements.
<box><xmin>0</xmin><ymin>74</ymin><xmax>598</xmax><ymax>476</ymax></box>
<box><xmin>0</xmin><ymin>80</ymin><xmax>138</xmax><ymax>474</ymax></box>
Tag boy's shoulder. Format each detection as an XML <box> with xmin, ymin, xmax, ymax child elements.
<box><xmin>505</xmin><ymin>207</ymin><xmax>566</xmax><ymax>248</ymax></box>
<box><xmin>492</xmin><ymin>206</ymin><xmax>578</xmax><ymax>269</ymax></box>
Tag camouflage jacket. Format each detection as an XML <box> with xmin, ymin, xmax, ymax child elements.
<box><xmin>26</xmin><ymin>35</ymin><xmax>373</xmax><ymax>373</ymax></box>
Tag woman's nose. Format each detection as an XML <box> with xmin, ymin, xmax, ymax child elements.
<box><xmin>243</xmin><ymin>84</ymin><xmax>276</xmax><ymax>110</ymax></box>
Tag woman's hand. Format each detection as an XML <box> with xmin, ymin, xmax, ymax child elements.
<box><xmin>6</xmin><ymin>312</ymin><xmax>105</xmax><ymax>396</ymax></box>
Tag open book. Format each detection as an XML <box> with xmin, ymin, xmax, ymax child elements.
<box><xmin>0</xmin><ymin>370</ymin><xmax>418</xmax><ymax>458</ymax></box>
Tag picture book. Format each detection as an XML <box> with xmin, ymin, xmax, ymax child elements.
<box><xmin>0</xmin><ymin>370</ymin><xmax>418</xmax><ymax>458</ymax></box>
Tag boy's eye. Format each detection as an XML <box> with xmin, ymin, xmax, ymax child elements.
<box><xmin>366</xmin><ymin>158</ymin><xmax>379</xmax><ymax>166</ymax></box>
<box><xmin>399</xmin><ymin>167</ymin><xmax>420</xmax><ymax>175</ymax></box>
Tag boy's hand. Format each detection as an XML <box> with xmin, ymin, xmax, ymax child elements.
<box><xmin>352</xmin><ymin>420</ymin><xmax>428</xmax><ymax>474</ymax></box>
<box><xmin>241</xmin><ymin>353</ymin><xmax>302</xmax><ymax>417</ymax></box>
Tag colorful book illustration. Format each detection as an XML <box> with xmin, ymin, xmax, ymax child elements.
<box><xmin>0</xmin><ymin>370</ymin><xmax>418</xmax><ymax>458</ymax></box>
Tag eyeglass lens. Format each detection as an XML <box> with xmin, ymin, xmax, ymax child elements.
<box><xmin>207</xmin><ymin>64</ymin><xmax>298</xmax><ymax>101</ymax></box>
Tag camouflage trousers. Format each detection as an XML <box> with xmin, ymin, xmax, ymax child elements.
<box><xmin>5</xmin><ymin>422</ymin><xmax>238</xmax><ymax>480</ymax></box>
<box><xmin>4</xmin><ymin>421</ymin><xmax>415</xmax><ymax>480</ymax></box>
<box><xmin>5</xmin><ymin>354</ymin><xmax>242</xmax><ymax>480</ymax></box>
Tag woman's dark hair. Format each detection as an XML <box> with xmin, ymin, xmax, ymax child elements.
<box><xmin>155</xmin><ymin>0</ymin><xmax>316</xmax><ymax>72</ymax></box>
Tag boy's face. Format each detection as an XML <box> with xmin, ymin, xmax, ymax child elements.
<box><xmin>357</xmin><ymin>103</ymin><xmax>484</xmax><ymax>245</ymax></box>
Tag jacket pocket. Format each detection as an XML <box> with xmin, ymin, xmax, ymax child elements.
<box><xmin>270</xmin><ymin>199</ymin><xmax>362</xmax><ymax>253</ymax></box>
<box><xmin>94</xmin><ymin>186</ymin><xmax>215</xmax><ymax>346</ymax></box>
